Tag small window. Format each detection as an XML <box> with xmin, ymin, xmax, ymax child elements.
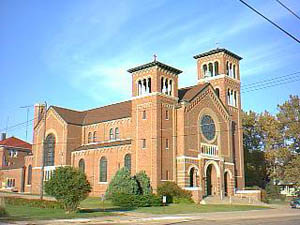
<box><xmin>88</xmin><ymin>132</ymin><xmax>92</xmax><ymax>143</ymax></box>
<box><xmin>142</xmin><ymin>139</ymin><xmax>146</xmax><ymax>148</ymax></box>
<box><xmin>93</xmin><ymin>131</ymin><xmax>97</xmax><ymax>143</ymax></box>
<box><xmin>215</xmin><ymin>88</ymin><xmax>220</xmax><ymax>98</ymax></box>
<box><xmin>166</xmin><ymin>170</ymin><xmax>169</xmax><ymax>180</ymax></box>
<box><xmin>142</xmin><ymin>110</ymin><xmax>146</xmax><ymax>119</ymax></box>
<box><xmin>165</xmin><ymin>110</ymin><xmax>169</xmax><ymax>120</ymax></box>
<box><xmin>115</xmin><ymin>128</ymin><xmax>120</xmax><ymax>140</ymax></box>
<box><xmin>79</xmin><ymin>159</ymin><xmax>85</xmax><ymax>173</ymax></box>
<box><xmin>124</xmin><ymin>154</ymin><xmax>131</xmax><ymax>173</ymax></box>
<box><xmin>27</xmin><ymin>165</ymin><xmax>32</xmax><ymax>185</ymax></box>
<box><xmin>99</xmin><ymin>157</ymin><xmax>107</xmax><ymax>182</ymax></box>
<box><xmin>166</xmin><ymin>138</ymin><xmax>169</xmax><ymax>149</ymax></box>
<box><xmin>109</xmin><ymin>128</ymin><xmax>114</xmax><ymax>140</ymax></box>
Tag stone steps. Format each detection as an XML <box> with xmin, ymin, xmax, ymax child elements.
<box><xmin>200</xmin><ymin>196</ymin><xmax>266</xmax><ymax>206</ymax></box>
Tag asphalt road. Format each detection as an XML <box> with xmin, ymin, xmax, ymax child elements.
<box><xmin>167</xmin><ymin>215</ymin><xmax>300</xmax><ymax>225</ymax></box>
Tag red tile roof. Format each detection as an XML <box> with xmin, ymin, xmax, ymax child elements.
<box><xmin>0</xmin><ymin>137</ymin><xmax>32</xmax><ymax>150</ymax></box>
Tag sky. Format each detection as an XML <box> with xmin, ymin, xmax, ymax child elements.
<box><xmin>0</xmin><ymin>0</ymin><xmax>299</xmax><ymax>142</ymax></box>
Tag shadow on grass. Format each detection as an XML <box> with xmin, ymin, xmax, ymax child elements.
<box><xmin>79</xmin><ymin>207</ymin><xmax>135</xmax><ymax>213</ymax></box>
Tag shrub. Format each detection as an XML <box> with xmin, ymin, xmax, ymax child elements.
<box><xmin>111</xmin><ymin>193</ymin><xmax>162</xmax><ymax>208</ymax></box>
<box><xmin>0</xmin><ymin>207</ymin><xmax>8</xmax><ymax>217</ymax></box>
<box><xmin>4</xmin><ymin>197</ymin><xmax>62</xmax><ymax>209</ymax></box>
<box><xmin>44</xmin><ymin>166</ymin><xmax>91</xmax><ymax>213</ymax></box>
<box><xmin>265</xmin><ymin>182</ymin><xmax>281</xmax><ymax>200</ymax></box>
<box><xmin>173</xmin><ymin>197</ymin><xmax>194</xmax><ymax>204</ymax></box>
<box><xmin>157</xmin><ymin>181</ymin><xmax>192</xmax><ymax>203</ymax></box>
<box><xmin>135</xmin><ymin>171</ymin><xmax>152</xmax><ymax>195</ymax></box>
<box><xmin>106</xmin><ymin>168</ymin><xmax>139</xmax><ymax>199</ymax></box>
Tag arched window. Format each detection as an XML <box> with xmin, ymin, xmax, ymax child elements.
<box><xmin>109</xmin><ymin>128</ymin><xmax>114</xmax><ymax>140</ymax></box>
<box><xmin>229</xmin><ymin>63</ymin><xmax>233</xmax><ymax>77</ymax></box>
<box><xmin>148</xmin><ymin>77</ymin><xmax>152</xmax><ymax>93</ymax></box>
<box><xmin>208</xmin><ymin>63</ymin><xmax>213</xmax><ymax>76</ymax></box>
<box><xmin>27</xmin><ymin>165</ymin><xmax>32</xmax><ymax>185</ymax></box>
<box><xmin>214</xmin><ymin>61</ymin><xmax>219</xmax><ymax>75</ymax></box>
<box><xmin>164</xmin><ymin>78</ymin><xmax>169</xmax><ymax>94</ymax></box>
<box><xmin>124</xmin><ymin>154</ymin><xmax>131</xmax><ymax>173</ymax></box>
<box><xmin>93</xmin><ymin>131</ymin><xmax>97</xmax><ymax>143</ymax></box>
<box><xmin>79</xmin><ymin>159</ymin><xmax>85</xmax><ymax>173</ymax></box>
<box><xmin>88</xmin><ymin>132</ymin><xmax>92</xmax><ymax>143</ymax></box>
<box><xmin>99</xmin><ymin>157</ymin><xmax>107</xmax><ymax>182</ymax></box>
<box><xmin>161</xmin><ymin>77</ymin><xmax>164</xmax><ymax>92</ymax></box>
<box><xmin>45</xmin><ymin>134</ymin><xmax>55</xmax><ymax>166</ymax></box>
<box><xmin>233</xmin><ymin>65</ymin><xmax>236</xmax><ymax>78</ymax></box>
<box><xmin>215</xmin><ymin>88</ymin><xmax>220</xmax><ymax>98</ymax></box>
<box><xmin>138</xmin><ymin>80</ymin><xmax>142</xmax><ymax>96</ymax></box>
<box><xmin>169</xmin><ymin>79</ymin><xmax>172</xmax><ymax>95</ymax></box>
<box><xmin>115</xmin><ymin>127</ymin><xmax>120</xmax><ymax>140</ymax></box>
<box><xmin>226</xmin><ymin>61</ymin><xmax>229</xmax><ymax>75</ymax></box>
<box><xmin>203</xmin><ymin>64</ymin><xmax>208</xmax><ymax>76</ymax></box>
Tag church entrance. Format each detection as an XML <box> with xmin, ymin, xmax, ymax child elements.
<box><xmin>224</xmin><ymin>172</ymin><xmax>228</xmax><ymax>196</ymax></box>
<box><xmin>205</xmin><ymin>162</ymin><xmax>218</xmax><ymax>196</ymax></box>
<box><xmin>206</xmin><ymin>165</ymin><xmax>212</xmax><ymax>196</ymax></box>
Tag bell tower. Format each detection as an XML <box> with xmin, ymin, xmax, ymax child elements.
<box><xmin>194</xmin><ymin>48</ymin><xmax>245</xmax><ymax>190</ymax></box>
<box><xmin>128</xmin><ymin>58</ymin><xmax>182</xmax><ymax>191</ymax></box>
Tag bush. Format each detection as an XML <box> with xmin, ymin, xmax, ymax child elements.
<box><xmin>44</xmin><ymin>166</ymin><xmax>91</xmax><ymax>213</ymax></box>
<box><xmin>157</xmin><ymin>181</ymin><xmax>192</xmax><ymax>204</ymax></box>
<box><xmin>173</xmin><ymin>197</ymin><xmax>194</xmax><ymax>204</ymax></box>
<box><xmin>4</xmin><ymin>197</ymin><xmax>62</xmax><ymax>209</ymax></box>
<box><xmin>265</xmin><ymin>182</ymin><xmax>281</xmax><ymax>200</ymax></box>
<box><xmin>135</xmin><ymin>171</ymin><xmax>152</xmax><ymax>195</ymax></box>
<box><xmin>111</xmin><ymin>193</ymin><xmax>161</xmax><ymax>208</ymax></box>
<box><xmin>0</xmin><ymin>207</ymin><xmax>8</xmax><ymax>217</ymax></box>
<box><xmin>106</xmin><ymin>168</ymin><xmax>139</xmax><ymax>199</ymax></box>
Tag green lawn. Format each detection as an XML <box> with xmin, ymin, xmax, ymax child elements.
<box><xmin>1</xmin><ymin>205</ymin><xmax>115</xmax><ymax>221</ymax></box>
<box><xmin>134</xmin><ymin>203</ymin><xmax>270</xmax><ymax>214</ymax></box>
<box><xmin>0</xmin><ymin>197</ymin><xmax>270</xmax><ymax>221</ymax></box>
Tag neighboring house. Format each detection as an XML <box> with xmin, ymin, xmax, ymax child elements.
<box><xmin>1</xmin><ymin>48</ymin><xmax>246</xmax><ymax>202</ymax></box>
<box><xmin>0</xmin><ymin>134</ymin><xmax>32</xmax><ymax>192</ymax></box>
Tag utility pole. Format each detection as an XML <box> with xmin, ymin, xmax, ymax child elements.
<box><xmin>40</xmin><ymin>102</ymin><xmax>47</xmax><ymax>200</ymax></box>
<box><xmin>20</xmin><ymin>105</ymin><xmax>33</xmax><ymax>141</ymax></box>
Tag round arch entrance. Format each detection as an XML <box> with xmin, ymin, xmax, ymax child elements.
<box><xmin>205</xmin><ymin>161</ymin><xmax>220</xmax><ymax>196</ymax></box>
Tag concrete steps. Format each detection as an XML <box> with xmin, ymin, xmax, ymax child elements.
<box><xmin>200</xmin><ymin>196</ymin><xmax>266</xmax><ymax>206</ymax></box>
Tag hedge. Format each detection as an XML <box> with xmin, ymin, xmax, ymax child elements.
<box><xmin>4</xmin><ymin>197</ymin><xmax>63</xmax><ymax>209</ymax></box>
<box><xmin>111</xmin><ymin>193</ymin><xmax>162</xmax><ymax>208</ymax></box>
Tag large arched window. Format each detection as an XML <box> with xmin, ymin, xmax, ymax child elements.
<box><xmin>88</xmin><ymin>132</ymin><xmax>92</xmax><ymax>143</ymax></box>
<box><xmin>214</xmin><ymin>61</ymin><xmax>219</xmax><ymax>75</ymax></box>
<box><xmin>115</xmin><ymin>128</ymin><xmax>120</xmax><ymax>140</ymax></box>
<box><xmin>208</xmin><ymin>63</ymin><xmax>213</xmax><ymax>76</ymax></box>
<box><xmin>99</xmin><ymin>157</ymin><xmax>107</xmax><ymax>182</ymax></box>
<box><xmin>79</xmin><ymin>159</ymin><xmax>85</xmax><ymax>173</ymax></box>
<box><xmin>93</xmin><ymin>131</ymin><xmax>97</xmax><ymax>143</ymax></box>
<box><xmin>124</xmin><ymin>154</ymin><xmax>131</xmax><ymax>173</ymax></box>
<box><xmin>109</xmin><ymin>128</ymin><xmax>114</xmax><ymax>140</ymax></box>
<box><xmin>27</xmin><ymin>165</ymin><xmax>32</xmax><ymax>185</ymax></box>
<box><xmin>44</xmin><ymin>134</ymin><xmax>55</xmax><ymax>166</ymax></box>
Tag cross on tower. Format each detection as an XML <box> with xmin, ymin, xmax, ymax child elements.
<box><xmin>153</xmin><ymin>54</ymin><xmax>157</xmax><ymax>62</ymax></box>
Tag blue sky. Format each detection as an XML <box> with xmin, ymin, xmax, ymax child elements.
<box><xmin>0</xmin><ymin>0</ymin><xmax>299</xmax><ymax>142</ymax></box>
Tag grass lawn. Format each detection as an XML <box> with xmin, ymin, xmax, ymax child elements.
<box><xmin>0</xmin><ymin>197</ymin><xmax>270</xmax><ymax>221</ymax></box>
<box><xmin>134</xmin><ymin>203</ymin><xmax>270</xmax><ymax>214</ymax></box>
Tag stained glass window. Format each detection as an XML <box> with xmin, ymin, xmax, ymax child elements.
<box><xmin>201</xmin><ymin>115</ymin><xmax>216</xmax><ymax>141</ymax></box>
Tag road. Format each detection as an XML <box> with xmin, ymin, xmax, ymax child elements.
<box><xmin>167</xmin><ymin>215</ymin><xmax>300</xmax><ymax>225</ymax></box>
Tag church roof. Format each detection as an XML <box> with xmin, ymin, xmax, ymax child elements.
<box><xmin>52</xmin><ymin>100</ymin><xmax>132</xmax><ymax>126</ymax></box>
<box><xmin>74</xmin><ymin>139</ymin><xmax>131</xmax><ymax>151</ymax></box>
<box><xmin>51</xmin><ymin>84</ymin><xmax>214</xmax><ymax>126</ymax></box>
<box><xmin>193</xmin><ymin>48</ymin><xmax>242</xmax><ymax>60</ymax></box>
<box><xmin>0</xmin><ymin>137</ymin><xmax>32</xmax><ymax>150</ymax></box>
<box><xmin>178</xmin><ymin>83</ymin><xmax>209</xmax><ymax>102</ymax></box>
<box><xmin>127</xmin><ymin>60</ymin><xmax>182</xmax><ymax>74</ymax></box>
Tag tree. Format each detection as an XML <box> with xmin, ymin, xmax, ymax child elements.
<box><xmin>135</xmin><ymin>171</ymin><xmax>152</xmax><ymax>195</ymax></box>
<box><xmin>283</xmin><ymin>155</ymin><xmax>300</xmax><ymax>187</ymax></box>
<box><xmin>242</xmin><ymin>111</ymin><xmax>267</xmax><ymax>188</ymax></box>
<box><xmin>44</xmin><ymin>166</ymin><xmax>91</xmax><ymax>213</ymax></box>
<box><xmin>277</xmin><ymin>95</ymin><xmax>300</xmax><ymax>153</ymax></box>
<box><xmin>105</xmin><ymin>167</ymin><xmax>139</xmax><ymax>199</ymax></box>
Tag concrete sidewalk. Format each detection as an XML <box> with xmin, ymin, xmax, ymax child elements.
<box><xmin>7</xmin><ymin>205</ymin><xmax>300</xmax><ymax>225</ymax></box>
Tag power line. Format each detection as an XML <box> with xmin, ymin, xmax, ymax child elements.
<box><xmin>238</xmin><ymin>0</ymin><xmax>300</xmax><ymax>43</ymax></box>
<box><xmin>275</xmin><ymin>0</ymin><xmax>300</xmax><ymax>21</ymax></box>
<box><xmin>241</xmin><ymin>72</ymin><xmax>300</xmax><ymax>88</ymax></box>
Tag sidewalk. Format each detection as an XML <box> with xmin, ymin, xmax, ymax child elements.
<box><xmin>8</xmin><ymin>205</ymin><xmax>300</xmax><ymax>225</ymax></box>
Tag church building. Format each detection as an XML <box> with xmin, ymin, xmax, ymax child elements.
<box><xmin>5</xmin><ymin>48</ymin><xmax>245</xmax><ymax>202</ymax></box>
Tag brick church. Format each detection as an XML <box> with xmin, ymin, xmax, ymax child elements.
<box><xmin>1</xmin><ymin>48</ymin><xmax>245</xmax><ymax>202</ymax></box>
